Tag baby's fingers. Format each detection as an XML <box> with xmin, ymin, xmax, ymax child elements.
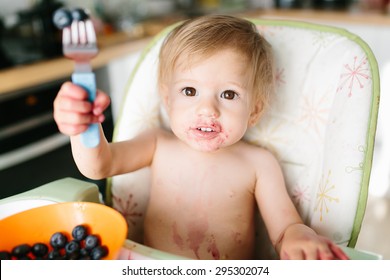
<box><xmin>317</xmin><ymin>247</ymin><xmax>335</xmax><ymax>260</ymax></box>
<box><xmin>54</xmin><ymin>95</ymin><xmax>93</xmax><ymax>114</ymax></box>
<box><xmin>54</xmin><ymin>96</ymin><xmax>104</xmax><ymax>125</ymax></box>
<box><xmin>55</xmin><ymin>83</ymin><xmax>92</xmax><ymax>112</ymax></box>
<box><xmin>59</xmin><ymin>82</ymin><xmax>89</xmax><ymax>100</ymax></box>
<box><xmin>54</xmin><ymin>111</ymin><xmax>99</xmax><ymax>136</ymax></box>
<box><xmin>329</xmin><ymin>242</ymin><xmax>349</xmax><ymax>260</ymax></box>
<box><xmin>304</xmin><ymin>249</ymin><xmax>321</xmax><ymax>260</ymax></box>
<box><xmin>317</xmin><ymin>241</ymin><xmax>349</xmax><ymax>260</ymax></box>
<box><xmin>299</xmin><ymin>246</ymin><xmax>328</xmax><ymax>260</ymax></box>
<box><xmin>92</xmin><ymin>90</ymin><xmax>111</xmax><ymax>116</ymax></box>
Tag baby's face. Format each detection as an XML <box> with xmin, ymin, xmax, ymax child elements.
<box><xmin>161</xmin><ymin>49</ymin><xmax>257</xmax><ymax>152</ymax></box>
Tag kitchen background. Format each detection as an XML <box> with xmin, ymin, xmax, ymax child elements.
<box><xmin>0</xmin><ymin>0</ymin><xmax>389</xmax><ymax>258</ymax></box>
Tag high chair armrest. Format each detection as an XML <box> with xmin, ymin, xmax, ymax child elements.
<box><xmin>342</xmin><ymin>246</ymin><xmax>382</xmax><ymax>260</ymax></box>
<box><xmin>118</xmin><ymin>242</ymin><xmax>383</xmax><ymax>260</ymax></box>
<box><xmin>0</xmin><ymin>177</ymin><xmax>100</xmax><ymax>205</ymax></box>
<box><xmin>0</xmin><ymin>178</ymin><xmax>101</xmax><ymax>220</ymax></box>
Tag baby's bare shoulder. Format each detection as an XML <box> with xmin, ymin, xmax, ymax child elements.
<box><xmin>240</xmin><ymin>141</ymin><xmax>276</xmax><ymax>158</ymax></box>
<box><xmin>238</xmin><ymin>141</ymin><xmax>280</xmax><ymax>170</ymax></box>
<box><xmin>153</xmin><ymin>128</ymin><xmax>176</xmax><ymax>142</ymax></box>
<box><xmin>143</xmin><ymin>127</ymin><xmax>171</xmax><ymax>140</ymax></box>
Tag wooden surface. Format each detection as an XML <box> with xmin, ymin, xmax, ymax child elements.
<box><xmin>0</xmin><ymin>35</ymin><xmax>151</xmax><ymax>95</ymax></box>
<box><xmin>243</xmin><ymin>8</ymin><xmax>390</xmax><ymax>26</ymax></box>
<box><xmin>1</xmin><ymin>8</ymin><xmax>389</xmax><ymax>95</ymax></box>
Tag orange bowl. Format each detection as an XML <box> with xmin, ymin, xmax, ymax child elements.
<box><xmin>0</xmin><ymin>202</ymin><xmax>127</xmax><ymax>260</ymax></box>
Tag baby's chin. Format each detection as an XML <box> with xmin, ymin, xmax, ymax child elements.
<box><xmin>189</xmin><ymin>143</ymin><xmax>223</xmax><ymax>153</ymax></box>
<box><xmin>184</xmin><ymin>135</ymin><xmax>226</xmax><ymax>153</ymax></box>
<box><xmin>185</xmin><ymin>137</ymin><xmax>239</xmax><ymax>154</ymax></box>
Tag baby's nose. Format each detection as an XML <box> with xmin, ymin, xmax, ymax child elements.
<box><xmin>196</xmin><ymin>97</ymin><xmax>220</xmax><ymax>118</ymax></box>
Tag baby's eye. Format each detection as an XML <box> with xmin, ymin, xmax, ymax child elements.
<box><xmin>220</xmin><ymin>90</ymin><xmax>238</xmax><ymax>100</ymax></box>
<box><xmin>181</xmin><ymin>87</ymin><xmax>197</xmax><ymax>97</ymax></box>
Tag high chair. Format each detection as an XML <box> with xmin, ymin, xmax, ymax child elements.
<box><xmin>0</xmin><ymin>18</ymin><xmax>381</xmax><ymax>260</ymax></box>
<box><xmin>107</xmin><ymin>17</ymin><xmax>381</xmax><ymax>260</ymax></box>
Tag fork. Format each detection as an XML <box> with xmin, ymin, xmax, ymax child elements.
<box><xmin>55</xmin><ymin>8</ymin><xmax>100</xmax><ymax>148</ymax></box>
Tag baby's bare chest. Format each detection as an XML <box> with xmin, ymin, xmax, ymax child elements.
<box><xmin>149</xmin><ymin>148</ymin><xmax>258</xmax><ymax>228</ymax></box>
<box><xmin>144</xmin><ymin>139</ymin><xmax>261</xmax><ymax>258</ymax></box>
<box><xmin>147</xmin><ymin>158</ymin><xmax>257</xmax><ymax>259</ymax></box>
<box><xmin>152</xmin><ymin>151</ymin><xmax>255</xmax><ymax>203</ymax></box>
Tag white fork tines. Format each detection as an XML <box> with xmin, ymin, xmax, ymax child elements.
<box><xmin>63</xmin><ymin>19</ymin><xmax>98</xmax><ymax>72</ymax></box>
<box><xmin>63</xmin><ymin>20</ymin><xmax>96</xmax><ymax>46</ymax></box>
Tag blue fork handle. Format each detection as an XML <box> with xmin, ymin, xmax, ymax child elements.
<box><xmin>72</xmin><ymin>72</ymin><xmax>100</xmax><ymax>148</ymax></box>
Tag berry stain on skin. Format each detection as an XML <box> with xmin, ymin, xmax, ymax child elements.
<box><xmin>186</xmin><ymin>218</ymin><xmax>208</xmax><ymax>259</ymax></box>
<box><xmin>232</xmin><ymin>231</ymin><xmax>242</xmax><ymax>245</ymax></box>
<box><xmin>186</xmin><ymin>127</ymin><xmax>229</xmax><ymax>152</ymax></box>
<box><xmin>172</xmin><ymin>222</ymin><xmax>184</xmax><ymax>250</ymax></box>
<box><xmin>172</xmin><ymin>216</ymin><xmax>219</xmax><ymax>259</ymax></box>
<box><xmin>172</xmin><ymin>107</ymin><xmax>237</xmax><ymax>152</ymax></box>
<box><xmin>207</xmin><ymin>235</ymin><xmax>220</xmax><ymax>260</ymax></box>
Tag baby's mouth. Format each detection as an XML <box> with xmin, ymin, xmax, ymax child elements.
<box><xmin>189</xmin><ymin>122</ymin><xmax>222</xmax><ymax>140</ymax></box>
<box><xmin>197</xmin><ymin>127</ymin><xmax>216</xmax><ymax>133</ymax></box>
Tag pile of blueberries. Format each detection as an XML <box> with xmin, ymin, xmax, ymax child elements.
<box><xmin>0</xmin><ymin>225</ymin><xmax>108</xmax><ymax>260</ymax></box>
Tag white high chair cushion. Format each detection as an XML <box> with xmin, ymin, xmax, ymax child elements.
<box><xmin>110</xmin><ymin>19</ymin><xmax>379</xmax><ymax>255</ymax></box>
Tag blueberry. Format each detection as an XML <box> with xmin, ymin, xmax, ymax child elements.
<box><xmin>79</xmin><ymin>248</ymin><xmax>90</xmax><ymax>257</ymax></box>
<box><xmin>52</xmin><ymin>8</ymin><xmax>72</xmax><ymax>29</ymax></box>
<box><xmin>47</xmin><ymin>249</ymin><xmax>63</xmax><ymax>260</ymax></box>
<box><xmin>71</xmin><ymin>8</ymin><xmax>89</xmax><ymax>21</ymax></box>
<box><xmin>50</xmin><ymin>232</ymin><xmax>68</xmax><ymax>249</ymax></box>
<box><xmin>84</xmin><ymin>235</ymin><xmax>100</xmax><ymax>250</ymax></box>
<box><xmin>65</xmin><ymin>240</ymin><xmax>80</xmax><ymax>259</ymax></box>
<box><xmin>90</xmin><ymin>246</ymin><xmax>108</xmax><ymax>260</ymax></box>
<box><xmin>32</xmin><ymin>243</ymin><xmax>49</xmax><ymax>258</ymax></box>
<box><xmin>0</xmin><ymin>251</ymin><xmax>12</xmax><ymax>260</ymax></box>
<box><xmin>12</xmin><ymin>244</ymin><xmax>31</xmax><ymax>257</ymax></box>
<box><xmin>72</xmin><ymin>225</ymin><xmax>88</xmax><ymax>241</ymax></box>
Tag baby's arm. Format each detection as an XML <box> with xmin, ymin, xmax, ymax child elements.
<box><xmin>254</xmin><ymin>150</ymin><xmax>348</xmax><ymax>260</ymax></box>
<box><xmin>53</xmin><ymin>82</ymin><xmax>157</xmax><ymax>179</ymax></box>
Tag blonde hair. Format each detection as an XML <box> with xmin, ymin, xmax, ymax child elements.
<box><xmin>158</xmin><ymin>14</ymin><xmax>275</xmax><ymax>112</ymax></box>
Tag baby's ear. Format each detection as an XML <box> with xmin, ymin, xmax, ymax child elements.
<box><xmin>248</xmin><ymin>103</ymin><xmax>263</xmax><ymax>127</ymax></box>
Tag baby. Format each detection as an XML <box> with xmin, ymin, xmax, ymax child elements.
<box><xmin>53</xmin><ymin>15</ymin><xmax>348</xmax><ymax>260</ymax></box>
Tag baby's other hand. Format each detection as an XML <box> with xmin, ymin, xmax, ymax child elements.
<box><xmin>53</xmin><ymin>82</ymin><xmax>110</xmax><ymax>136</ymax></box>
<box><xmin>277</xmin><ymin>223</ymin><xmax>349</xmax><ymax>260</ymax></box>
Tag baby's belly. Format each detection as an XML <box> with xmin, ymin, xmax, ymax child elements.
<box><xmin>143</xmin><ymin>205</ymin><xmax>255</xmax><ymax>260</ymax></box>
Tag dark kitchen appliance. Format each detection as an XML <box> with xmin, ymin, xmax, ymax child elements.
<box><xmin>311</xmin><ymin>0</ymin><xmax>351</xmax><ymax>9</ymax></box>
<box><xmin>0</xmin><ymin>0</ymin><xmax>63</xmax><ymax>70</ymax></box>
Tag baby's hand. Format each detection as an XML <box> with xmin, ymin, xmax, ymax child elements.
<box><xmin>277</xmin><ymin>223</ymin><xmax>349</xmax><ymax>260</ymax></box>
<box><xmin>53</xmin><ymin>82</ymin><xmax>110</xmax><ymax>136</ymax></box>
